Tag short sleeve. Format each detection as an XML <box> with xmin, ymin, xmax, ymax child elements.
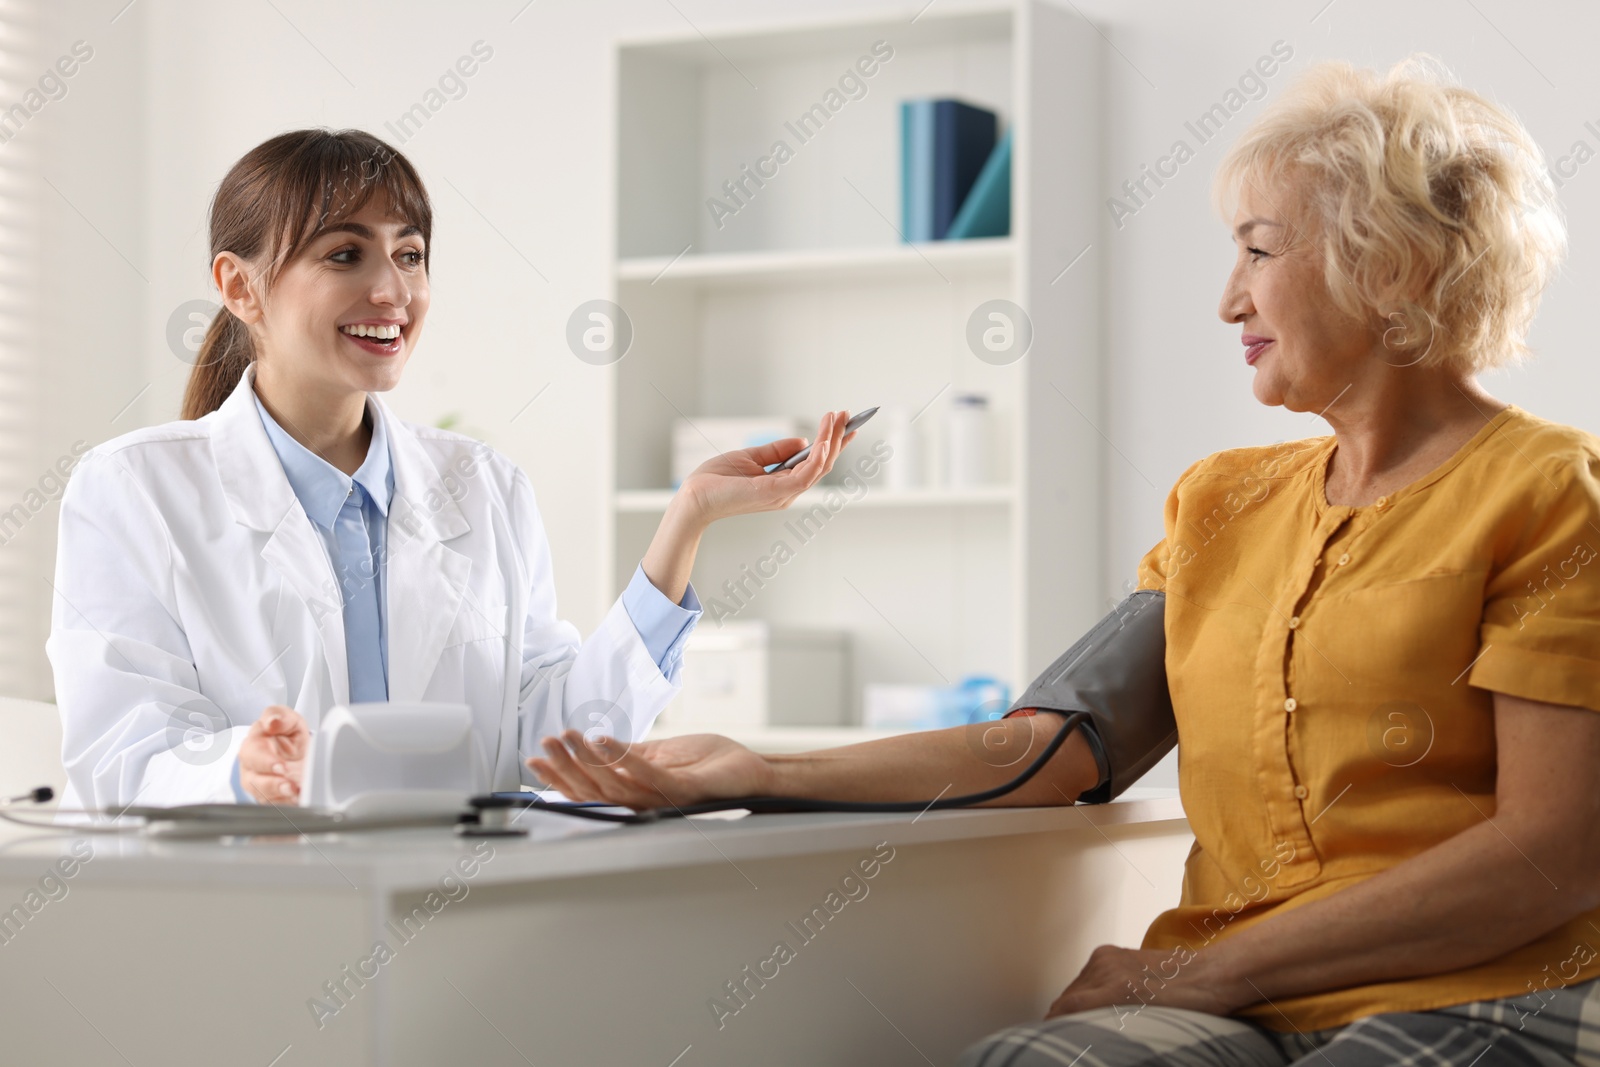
<box><xmin>1136</xmin><ymin>456</ymin><xmax>1207</xmax><ymax>592</ymax></box>
<box><xmin>1471</xmin><ymin>447</ymin><xmax>1600</xmax><ymax>711</ymax></box>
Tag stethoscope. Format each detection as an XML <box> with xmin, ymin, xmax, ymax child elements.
<box><xmin>0</xmin><ymin>711</ymin><xmax>1083</xmax><ymax>838</ymax></box>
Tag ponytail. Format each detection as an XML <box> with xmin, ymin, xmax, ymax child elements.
<box><xmin>180</xmin><ymin>307</ymin><xmax>254</xmax><ymax>421</ymax></box>
<box><xmin>179</xmin><ymin>127</ymin><xmax>432</xmax><ymax>420</ymax></box>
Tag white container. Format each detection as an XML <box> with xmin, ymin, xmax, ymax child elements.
<box><xmin>302</xmin><ymin>702</ymin><xmax>484</xmax><ymax>815</ymax></box>
<box><xmin>660</xmin><ymin>621</ymin><xmax>850</xmax><ymax>729</ymax></box>
<box><xmin>945</xmin><ymin>393</ymin><xmax>992</xmax><ymax>488</ymax></box>
<box><xmin>878</xmin><ymin>404</ymin><xmax>922</xmax><ymax>491</ymax></box>
<box><xmin>671</xmin><ymin>417</ymin><xmax>802</xmax><ymax>487</ymax></box>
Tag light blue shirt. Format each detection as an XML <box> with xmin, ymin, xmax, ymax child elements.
<box><xmin>255</xmin><ymin>390</ymin><xmax>394</xmax><ymax>701</ymax></box>
<box><xmin>231</xmin><ymin>390</ymin><xmax>701</xmax><ymax>801</ymax></box>
<box><xmin>621</xmin><ymin>561</ymin><xmax>702</xmax><ymax>683</ymax></box>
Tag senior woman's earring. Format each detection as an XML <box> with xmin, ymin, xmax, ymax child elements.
<box><xmin>1379</xmin><ymin>307</ymin><xmax>1435</xmax><ymax>368</ymax></box>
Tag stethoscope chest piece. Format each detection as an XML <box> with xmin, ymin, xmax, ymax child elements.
<box><xmin>457</xmin><ymin>795</ymin><xmax>529</xmax><ymax>837</ymax></box>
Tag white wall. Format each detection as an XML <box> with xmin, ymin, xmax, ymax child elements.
<box><xmin>14</xmin><ymin>0</ymin><xmax>1598</xmax><ymax>732</ymax></box>
<box><xmin>1088</xmin><ymin>0</ymin><xmax>1600</xmax><ymax>598</ymax></box>
<box><xmin>3</xmin><ymin>1</ymin><xmax>147</xmax><ymax>697</ymax></box>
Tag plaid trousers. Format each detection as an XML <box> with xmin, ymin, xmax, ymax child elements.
<box><xmin>959</xmin><ymin>975</ymin><xmax>1600</xmax><ymax>1067</ymax></box>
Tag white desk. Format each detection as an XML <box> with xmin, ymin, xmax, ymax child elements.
<box><xmin>0</xmin><ymin>791</ymin><xmax>1191</xmax><ymax>1066</ymax></box>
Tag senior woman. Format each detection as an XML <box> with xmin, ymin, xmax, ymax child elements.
<box><xmin>530</xmin><ymin>56</ymin><xmax>1600</xmax><ymax>1065</ymax></box>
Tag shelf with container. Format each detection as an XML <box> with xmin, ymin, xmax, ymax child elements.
<box><xmin>614</xmin><ymin>484</ymin><xmax>1017</xmax><ymax>514</ymax></box>
<box><xmin>605</xmin><ymin>0</ymin><xmax>1103</xmax><ymax>732</ymax></box>
<box><xmin>616</xmin><ymin>237</ymin><xmax>1014</xmax><ymax>288</ymax></box>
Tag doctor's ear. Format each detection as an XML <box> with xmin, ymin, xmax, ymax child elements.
<box><xmin>213</xmin><ymin>251</ymin><xmax>267</xmax><ymax>326</ymax></box>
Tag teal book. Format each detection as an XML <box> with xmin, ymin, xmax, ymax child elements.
<box><xmin>945</xmin><ymin>127</ymin><xmax>1012</xmax><ymax>240</ymax></box>
<box><xmin>900</xmin><ymin>102</ymin><xmax>912</xmax><ymax>240</ymax></box>
<box><xmin>900</xmin><ymin>100</ymin><xmax>935</xmax><ymax>242</ymax></box>
<box><xmin>930</xmin><ymin>100</ymin><xmax>996</xmax><ymax>239</ymax></box>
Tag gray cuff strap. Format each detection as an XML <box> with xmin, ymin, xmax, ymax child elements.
<box><xmin>1006</xmin><ymin>590</ymin><xmax>1177</xmax><ymax>804</ymax></box>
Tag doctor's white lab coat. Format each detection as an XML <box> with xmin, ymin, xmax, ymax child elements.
<box><xmin>47</xmin><ymin>364</ymin><xmax>680</xmax><ymax>809</ymax></box>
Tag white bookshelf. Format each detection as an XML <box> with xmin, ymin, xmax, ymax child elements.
<box><xmin>605</xmin><ymin>1</ymin><xmax>1103</xmax><ymax>732</ymax></box>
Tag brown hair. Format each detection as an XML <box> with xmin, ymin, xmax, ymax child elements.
<box><xmin>181</xmin><ymin>128</ymin><xmax>433</xmax><ymax>420</ymax></box>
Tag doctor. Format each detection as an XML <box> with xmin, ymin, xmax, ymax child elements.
<box><xmin>47</xmin><ymin>128</ymin><xmax>855</xmax><ymax>808</ymax></box>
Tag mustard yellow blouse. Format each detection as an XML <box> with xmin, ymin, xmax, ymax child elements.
<box><xmin>1134</xmin><ymin>403</ymin><xmax>1600</xmax><ymax>1031</ymax></box>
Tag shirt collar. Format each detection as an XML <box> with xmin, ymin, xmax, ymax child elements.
<box><xmin>251</xmin><ymin>388</ymin><xmax>394</xmax><ymax>530</ymax></box>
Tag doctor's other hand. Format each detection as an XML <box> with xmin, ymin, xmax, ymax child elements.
<box><xmin>678</xmin><ymin>410</ymin><xmax>856</xmax><ymax>524</ymax></box>
<box><xmin>239</xmin><ymin>705</ymin><xmax>311</xmax><ymax>804</ymax></box>
<box><xmin>527</xmin><ymin>731</ymin><xmax>774</xmax><ymax>810</ymax></box>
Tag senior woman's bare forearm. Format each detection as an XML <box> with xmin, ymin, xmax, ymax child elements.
<box><xmin>1186</xmin><ymin>693</ymin><xmax>1600</xmax><ymax>1009</ymax></box>
<box><xmin>1196</xmin><ymin>810</ymin><xmax>1600</xmax><ymax>1009</ymax></box>
<box><xmin>762</xmin><ymin>711</ymin><xmax>1100</xmax><ymax>807</ymax></box>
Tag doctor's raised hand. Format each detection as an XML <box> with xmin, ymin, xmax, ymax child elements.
<box><xmin>633</xmin><ymin>410</ymin><xmax>857</xmax><ymax>610</ymax></box>
<box><xmin>684</xmin><ymin>411</ymin><xmax>857</xmax><ymax>521</ymax></box>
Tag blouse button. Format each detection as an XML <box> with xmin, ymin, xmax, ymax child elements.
<box><xmin>1337</xmin><ymin>553</ymin><xmax>1352</xmax><ymax>566</ymax></box>
<box><xmin>1288</xmin><ymin>616</ymin><xmax>1301</xmax><ymax>629</ymax></box>
<box><xmin>1283</xmin><ymin>697</ymin><xmax>1298</xmax><ymax>712</ymax></box>
<box><xmin>1375</xmin><ymin>495</ymin><xmax>1389</xmax><ymax>508</ymax></box>
<box><xmin>1293</xmin><ymin>785</ymin><xmax>1309</xmax><ymax>800</ymax></box>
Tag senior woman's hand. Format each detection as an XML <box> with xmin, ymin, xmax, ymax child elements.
<box><xmin>530</xmin><ymin>730</ymin><xmax>777</xmax><ymax>809</ymax></box>
<box><xmin>1044</xmin><ymin>944</ymin><xmax>1254</xmax><ymax>1020</ymax></box>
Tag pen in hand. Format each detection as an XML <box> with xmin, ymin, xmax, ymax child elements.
<box><xmin>768</xmin><ymin>406</ymin><xmax>879</xmax><ymax>472</ymax></box>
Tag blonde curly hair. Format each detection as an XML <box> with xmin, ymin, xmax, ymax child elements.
<box><xmin>1213</xmin><ymin>54</ymin><xmax>1566</xmax><ymax>374</ymax></box>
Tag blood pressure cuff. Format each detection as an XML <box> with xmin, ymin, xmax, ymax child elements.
<box><xmin>1002</xmin><ymin>589</ymin><xmax>1176</xmax><ymax>804</ymax></box>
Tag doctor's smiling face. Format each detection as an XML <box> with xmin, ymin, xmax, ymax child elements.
<box><xmin>214</xmin><ymin>193</ymin><xmax>429</xmax><ymax>402</ymax></box>
<box><xmin>1218</xmin><ymin>179</ymin><xmax>1379</xmax><ymax>414</ymax></box>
